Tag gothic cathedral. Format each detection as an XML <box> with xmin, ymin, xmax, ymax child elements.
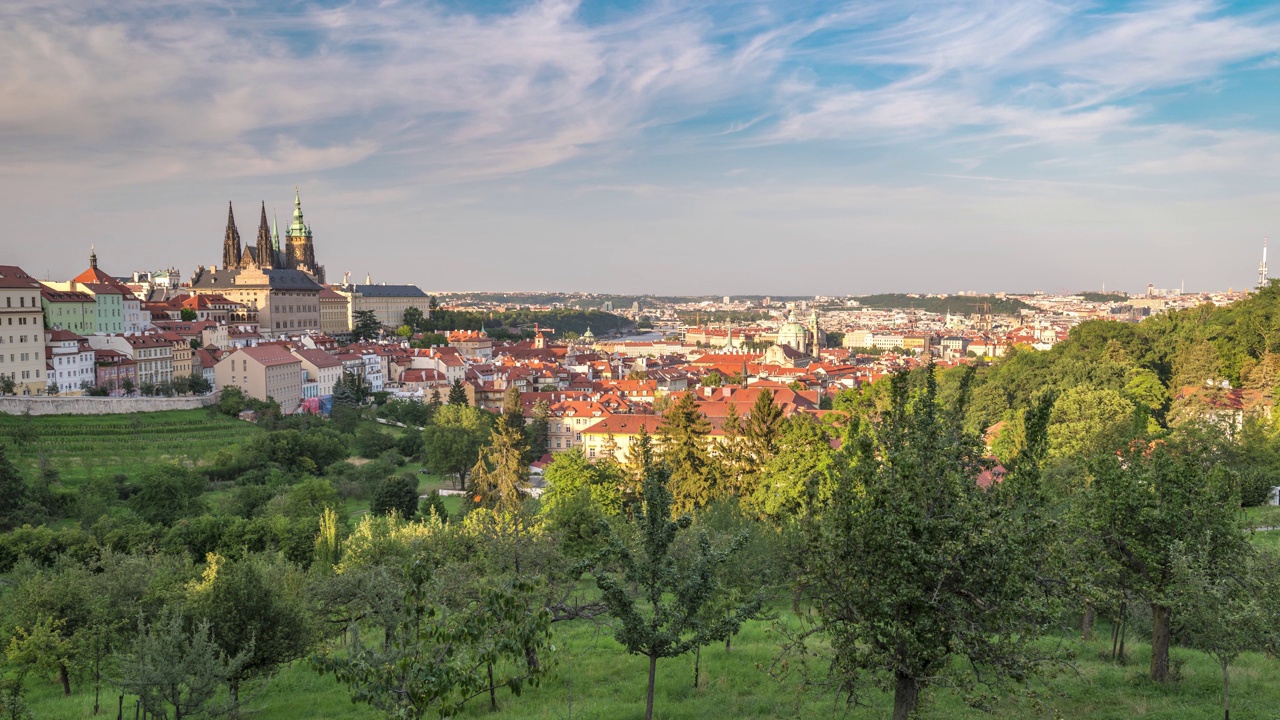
<box><xmin>221</xmin><ymin>188</ymin><xmax>325</xmax><ymax>283</ymax></box>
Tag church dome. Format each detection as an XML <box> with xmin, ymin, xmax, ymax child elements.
<box><xmin>775</xmin><ymin>310</ymin><xmax>808</xmax><ymax>352</ymax></box>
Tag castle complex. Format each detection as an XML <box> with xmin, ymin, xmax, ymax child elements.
<box><xmin>219</xmin><ymin>188</ymin><xmax>324</xmax><ymax>283</ymax></box>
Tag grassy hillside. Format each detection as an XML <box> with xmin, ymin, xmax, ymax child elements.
<box><xmin>20</xmin><ymin>610</ymin><xmax>1280</xmax><ymax>720</ymax></box>
<box><xmin>0</xmin><ymin>409</ymin><xmax>261</xmax><ymax>485</ymax></box>
<box><xmin>854</xmin><ymin>293</ymin><xmax>1034</xmax><ymax>315</ymax></box>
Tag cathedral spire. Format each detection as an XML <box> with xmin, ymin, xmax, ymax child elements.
<box><xmin>222</xmin><ymin>201</ymin><xmax>242</xmax><ymax>269</ymax></box>
<box><xmin>256</xmin><ymin>201</ymin><xmax>273</xmax><ymax>269</ymax></box>
<box><xmin>89</xmin><ymin>244</ymin><xmax>97</xmax><ymax>270</ymax></box>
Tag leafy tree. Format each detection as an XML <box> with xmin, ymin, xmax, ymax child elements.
<box><xmin>525</xmin><ymin>399</ymin><xmax>550</xmax><ymax>463</ymax></box>
<box><xmin>0</xmin><ymin>677</ymin><xmax>33</xmax><ymax>720</ymax></box>
<box><xmin>127</xmin><ymin>464</ymin><xmax>205</xmax><ymax>526</ymax></box>
<box><xmin>44</xmin><ymin>381</ymin><xmax>59</xmax><ymax>396</ymax></box>
<box><xmin>180</xmin><ymin>307</ymin><xmax>197</xmax><ymax>321</ymax></box>
<box><xmin>189</xmin><ymin>554</ymin><xmax>318</xmax><ymax>702</ymax></box>
<box><xmin>423</xmin><ymin>404</ymin><xmax>491</xmax><ymax>489</ymax></box>
<box><xmin>701</xmin><ymin>371</ymin><xmax>723</xmax><ymax>387</ymax></box>
<box><xmin>372</xmin><ymin>476</ymin><xmax>419</xmax><ymax>519</ymax></box>
<box><xmin>744</xmin><ymin>414</ymin><xmax>836</xmax><ymax>519</ymax></box>
<box><xmin>186</xmin><ymin>372</ymin><xmax>212</xmax><ymax>395</ymax></box>
<box><xmin>218</xmin><ymin>385</ymin><xmax>247</xmax><ymax>416</ymax></box>
<box><xmin>1170</xmin><ymin>542</ymin><xmax>1279</xmax><ymax>720</ymax></box>
<box><xmin>590</xmin><ymin>466</ymin><xmax>760</xmax><ymax>720</ymax></box>
<box><xmin>0</xmin><ymin>445</ymin><xmax>28</xmax><ymax>531</ymax></box>
<box><xmin>419</xmin><ymin>491</ymin><xmax>449</xmax><ymax>523</ymax></box>
<box><xmin>801</xmin><ymin>371</ymin><xmax>1060</xmax><ymax>720</ymax></box>
<box><xmin>315</xmin><ymin>559</ymin><xmax>551</xmax><ymax>719</ymax></box>
<box><xmin>540</xmin><ymin>449</ymin><xmax>623</xmax><ymax>517</ymax></box>
<box><xmin>115</xmin><ymin>611</ymin><xmax>249</xmax><ymax>720</ymax></box>
<box><xmin>332</xmin><ymin>371</ymin><xmax>369</xmax><ymax>407</ymax></box>
<box><xmin>658</xmin><ymin>391</ymin><xmax>715</xmax><ymax>514</ymax></box>
<box><xmin>402</xmin><ymin>306</ymin><xmax>426</xmax><ymax>331</ymax></box>
<box><xmin>351</xmin><ymin>310</ymin><xmax>382</xmax><ymax>342</ymax></box>
<box><xmin>1171</xmin><ymin>340</ymin><xmax>1226</xmax><ymax>390</ymax></box>
<box><xmin>5</xmin><ymin>617</ymin><xmax>76</xmax><ymax>696</ymax></box>
<box><xmin>120</xmin><ymin>378</ymin><xmax>136</xmax><ymax>396</ymax></box>
<box><xmin>0</xmin><ymin>375</ymin><xmax>15</xmax><ymax>395</ymax></box>
<box><xmin>447</xmin><ymin>379</ymin><xmax>469</xmax><ymax>406</ymax></box>
<box><xmin>1079</xmin><ymin>439</ymin><xmax>1248</xmax><ymax>682</ymax></box>
<box><xmin>1048</xmin><ymin>385</ymin><xmax>1135</xmax><ymax>459</ymax></box>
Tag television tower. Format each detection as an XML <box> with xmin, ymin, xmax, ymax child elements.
<box><xmin>1259</xmin><ymin>237</ymin><xmax>1270</xmax><ymax>289</ymax></box>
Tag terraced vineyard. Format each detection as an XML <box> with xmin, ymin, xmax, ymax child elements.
<box><xmin>0</xmin><ymin>409</ymin><xmax>260</xmax><ymax>484</ymax></box>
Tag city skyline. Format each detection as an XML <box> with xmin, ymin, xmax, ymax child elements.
<box><xmin>2</xmin><ymin>0</ymin><xmax>1279</xmax><ymax>294</ymax></box>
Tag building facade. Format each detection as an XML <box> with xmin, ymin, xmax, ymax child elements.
<box><xmin>215</xmin><ymin>345</ymin><xmax>304</xmax><ymax>414</ymax></box>
<box><xmin>333</xmin><ymin>283</ymin><xmax>431</xmax><ymax>330</ymax></box>
<box><xmin>0</xmin><ymin>265</ymin><xmax>48</xmax><ymax>394</ymax></box>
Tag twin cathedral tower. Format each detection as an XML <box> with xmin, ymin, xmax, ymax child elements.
<box><xmin>221</xmin><ymin>187</ymin><xmax>325</xmax><ymax>283</ymax></box>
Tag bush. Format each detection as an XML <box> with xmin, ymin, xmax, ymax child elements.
<box><xmin>354</xmin><ymin>427</ymin><xmax>398</xmax><ymax>459</ymax></box>
<box><xmin>371</xmin><ymin>476</ymin><xmax>418</xmax><ymax>519</ymax></box>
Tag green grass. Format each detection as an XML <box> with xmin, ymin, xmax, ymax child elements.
<box><xmin>19</xmin><ymin>614</ymin><xmax>1280</xmax><ymax>720</ymax></box>
<box><xmin>0</xmin><ymin>408</ymin><xmax>259</xmax><ymax>485</ymax></box>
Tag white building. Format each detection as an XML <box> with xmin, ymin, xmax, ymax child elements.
<box><xmin>44</xmin><ymin>330</ymin><xmax>96</xmax><ymax>394</ymax></box>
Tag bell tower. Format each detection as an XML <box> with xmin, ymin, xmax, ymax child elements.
<box><xmin>286</xmin><ymin>186</ymin><xmax>323</xmax><ymax>282</ymax></box>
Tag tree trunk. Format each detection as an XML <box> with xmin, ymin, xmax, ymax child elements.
<box><xmin>1151</xmin><ymin>603</ymin><xmax>1172</xmax><ymax>682</ymax></box>
<box><xmin>645</xmin><ymin>654</ymin><xmax>658</xmax><ymax>720</ymax></box>
<box><xmin>892</xmin><ymin>672</ymin><xmax>919</xmax><ymax>720</ymax></box>
<box><xmin>117</xmin><ymin>694</ymin><xmax>123</xmax><ymax>720</ymax></box>
<box><xmin>488</xmin><ymin>663</ymin><xmax>497</xmax><ymax>711</ymax></box>
<box><xmin>1222</xmin><ymin>660</ymin><xmax>1230</xmax><ymax>720</ymax></box>
<box><xmin>94</xmin><ymin>679</ymin><xmax>101</xmax><ymax>714</ymax></box>
<box><xmin>694</xmin><ymin>646</ymin><xmax>701</xmax><ymax>689</ymax></box>
<box><xmin>1081</xmin><ymin>604</ymin><xmax>1095</xmax><ymax>641</ymax></box>
<box><xmin>59</xmin><ymin>662</ymin><xmax>72</xmax><ymax>696</ymax></box>
<box><xmin>725</xmin><ymin>633</ymin><xmax>732</xmax><ymax>653</ymax></box>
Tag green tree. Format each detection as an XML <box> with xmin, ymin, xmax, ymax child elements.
<box><xmin>1079</xmin><ymin>440</ymin><xmax>1248</xmax><ymax>682</ymax></box>
<box><xmin>540</xmin><ymin>448</ymin><xmax>623</xmax><ymax>517</ymax></box>
<box><xmin>1047</xmin><ymin>385</ymin><xmax>1135</xmax><ymax>459</ymax></box>
<box><xmin>127</xmin><ymin>464</ymin><xmax>205</xmax><ymax>526</ymax></box>
<box><xmin>525</xmin><ymin>399</ymin><xmax>550</xmax><ymax>463</ymax></box>
<box><xmin>744</xmin><ymin>414</ymin><xmax>836</xmax><ymax>519</ymax></box>
<box><xmin>218</xmin><ymin>385</ymin><xmax>247</xmax><ymax>416</ymax></box>
<box><xmin>802</xmin><ymin>371</ymin><xmax>1060</xmax><ymax>720</ymax></box>
<box><xmin>658</xmin><ymin>391</ymin><xmax>715</xmax><ymax>514</ymax></box>
<box><xmin>115</xmin><ymin>611</ymin><xmax>249</xmax><ymax>720</ymax></box>
<box><xmin>501</xmin><ymin>385</ymin><xmax>525</xmax><ymax>436</ymax></box>
<box><xmin>180</xmin><ymin>307</ymin><xmax>198</xmax><ymax>321</ymax></box>
<box><xmin>423</xmin><ymin>404</ymin><xmax>491</xmax><ymax>489</ymax></box>
<box><xmin>351</xmin><ymin>310</ymin><xmax>381</xmax><ymax>342</ymax></box>
<box><xmin>5</xmin><ymin>617</ymin><xmax>76</xmax><ymax>696</ymax></box>
<box><xmin>44</xmin><ymin>381</ymin><xmax>60</xmax><ymax>396</ymax></box>
<box><xmin>0</xmin><ymin>375</ymin><xmax>15</xmax><ymax>395</ymax></box>
<box><xmin>332</xmin><ymin>371</ymin><xmax>369</xmax><ymax>407</ymax></box>
<box><xmin>590</xmin><ymin>466</ymin><xmax>760</xmax><ymax>720</ymax></box>
<box><xmin>189</xmin><ymin>555</ymin><xmax>318</xmax><ymax>702</ymax></box>
<box><xmin>743</xmin><ymin>389</ymin><xmax>783</xmax><ymax>464</ymax></box>
<box><xmin>471</xmin><ymin>421</ymin><xmax>530</xmax><ymax>513</ymax></box>
<box><xmin>186</xmin><ymin>372</ymin><xmax>212</xmax><ymax>395</ymax></box>
<box><xmin>315</xmin><ymin>559</ymin><xmax>551</xmax><ymax>719</ymax></box>
<box><xmin>402</xmin><ymin>306</ymin><xmax>426</xmax><ymax>331</ymax></box>
<box><xmin>371</xmin><ymin>476</ymin><xmax>419</xmax><ymax>519</ymax></box>
<box><xmin>1170</xmin><ymin>542</ymin><xmax>1279</xmax><ymax>720</ymax></box>
<box><xmin>0</xmin><ymin>445</ymin><xmax>28</xmax><ymax>531</ymax></box>
<box><xmin>419</xmin><ymin>491</ymin><xmax>449</xmax><ymax>523</ymax></box>
<box><xmin>447</xmin><ymin>379</ymin><xmax>469</xmax><ymax>406</ymax></box>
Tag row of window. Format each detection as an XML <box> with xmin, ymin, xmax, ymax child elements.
<box><xmin>0</xmin><ymin>369</ymin><xmax>40</xmax><ymax>379</ymax></box>
<box><xmin>5</xmin><ymin>295</ymin><xmax>37</xmax><ymax>308</ymax></box>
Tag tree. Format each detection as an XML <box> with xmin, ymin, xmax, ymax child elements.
<box><xmin>744</xmin><ymin>414</ymin><xmax>836</xmax><ymax>519</ymax></box>
<box><xmin>351</xmin><ymin>310</ymin><xmax>381</xmax><ymax>342</ymax></box>
<box><xmin>447</xmin><ymin>379</ymin><xmax>469</xmax><ymax>406</ymax></box>
<box><xmin>402</xmin><ymin>306</ymin><xmax>426</xmax><ymax>331</ymax></box>
<box><xmin>120</xmin><ymin>378</ymin><xmax>136</xmax><ymax>396</ymax></box>
<box><xmin>658</xmin><ymin>391</ymin><xmax>715</xmax><ymax>514</ymax></box>
<box><xmin>1079</xmin><ymin>439</ymin><xmax>1247</xmax><ymax>682</ymax></box>
<box><xmin>395</xmin><ymin>325</ymin><xmax>412</xmax><ymax>338</ymax></box>
<box><xmin>590</xmin><ymin>466</ymin><xmax>760</xmax><ymax>720</ymax></box>
<box><xmin>0</xmin><ymin>445</ymin><xmax>28</xmax><ymax>531</ymax></box>
<box><xmin>1047</xmin><ymin>385</ymin><xmax>1135</xmax><ymax>459</ymax></box>
<box><xmin>180</xmin><ymin>307</ymin><xmax>198</xmax><ymax>321</ymax></box>
<box><xmin>5</xmin><ymin>617</ymin><xmax>76</xmax><ymax>696</ymax></box>
<box><xmin>1170</xmin><ymin>542</ymin><xmax>1279</xmax><ymax>720</ymax></box>
<box><xmin>218</xmin><ymin>385</ymin><xmax>247</xmax><ymax>415</ymax></box>
<box><xmin>332</xmin><ymin>371</ymin><xmax>369</xmax><ymax>407</ymax></box>
<box><xmin>423</xmin><ymin>404</ymin><xmax>491</xmax><ymax>489</ymax></box>
<box><xmin>801</xmin><ymin>370</ymin><xmax>1060</xmax><ymax>720</ymax></box>
<box><xmin>701</xmin><ymin>371</ymin><xmax>723</xmax><ymax>387</ymax></box>
<box><xmin>743</xmin><ymin>389</ymin><xmax>783</xmax><ymax>464</ymax></box>
<box><xmin>114</xmin><ymin>612</ymin><xmax>249</xmax><ymax>720</ymax></box>
<box><xmin>186</xmin><ymin>372</ymin><xmax>212</xmax><ymax>395</ymax></box>
<box><xmin>0</xmin><ymin>375</ymin><xmax>14</xmax><ymax>395</ymax></box>
<box><xmin>372</xmin><ymin>476</ymin><xmax>419</xmax><ymax>519</ymax></box>
<box><xmin>127</xmin><ymin>464</ymin><xmax>206</xmax><ymax>525</ymax></box>
<box><xmin>525</xmin><ymin>400</ymin><xmax>550</xmax><ymax>463</ymax></box>
<box><xmin>501</xmin><ymin>385</ymin><xmax>525</xmax><ymax>436</ymax></box>
<box><xmin>315</xmin><ymin>559</ymin><xmax>551</xmax><ymax>719</ymax></box>
<box><xmin>471</xmin><ymin>421</ymin><xmax>530</xmax><ymax>513</ymax></box>
<box><xmin>188</xmin><ymin>554</ymin><xmax>318</xmax><ymax>702</ymax></box>
<box><xmin>419</xmin><ymin>491</ymin><xmax>449</xmax><ymax>523</ymax></box>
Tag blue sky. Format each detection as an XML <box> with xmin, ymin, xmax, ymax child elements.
<box><xmin>2</xmin><ymin>0</ymin><xmax>1278</xmax><ymax>294</ymax></box>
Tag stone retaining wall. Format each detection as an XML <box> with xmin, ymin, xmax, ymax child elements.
<box><xmin>0</xmin><ymin>394</ymin><xmax>218</xmax><ymax>416</ymax></box>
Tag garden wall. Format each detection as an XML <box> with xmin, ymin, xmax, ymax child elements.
<box><xmin>0</xmin><ymin>394</ymin><xmax>219</xmax><ymax>416</ymax></box>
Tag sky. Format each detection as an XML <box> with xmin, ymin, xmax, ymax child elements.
<box><xmin>2</xmin><ymin>0</ymin><xmax>1279</xmax><ymax>296</ymax></box>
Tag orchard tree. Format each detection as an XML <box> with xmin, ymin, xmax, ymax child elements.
<box><xmin>590</xmin><ymin>466</ymin><xmax>760</xmax><ymax>720</ymax></box>
<box><xmin>801</xmin><ymin>370</ymin><xmax>1061</xmax><ymax>720</ymax></box>
<box><xmin>0</xmin><ymin>445</ymin><xmax>28</xmax><ymax>531</ymax></box>
<box><xmin>115</xmin><ymin>612</ymin><xmax>249</xmax><ymax>720</ymax></box>
<box><xmin>1079</xmin><ymin>437</ymin><xmax>1247</xmax><ymax>683</ymax></box>
<box><xmin>423</xmin><ymin>404</ymin><xmax>491</xmax><ymax>489</ymax></box>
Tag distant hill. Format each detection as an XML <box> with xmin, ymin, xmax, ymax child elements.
<box><xmin>1077</xmin><ymin>292</ymin><xmax>1129</xmax><ymax>303</ymax></box>
<box><xmin>852</xmin><ymin>294</ymin><xmax>1034</xmax><ymax>315</ymax></box>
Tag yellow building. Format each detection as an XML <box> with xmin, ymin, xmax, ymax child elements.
<box><xmin>0</xmin><ymin>266</ymin><xmax>48</xmax><ymax>394</ymax></box>
<box><xmin>333</xmin><ymin>283</ymin><xmax>431</xmax><ymax>330</ymax></box>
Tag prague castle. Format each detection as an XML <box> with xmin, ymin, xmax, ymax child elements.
<box><xmin>189</xmin><ymin>188</ymin><xmax>326</xmax><ymax>336</ymax></box>
<box><xmin>218</xmin><ymin>188</ymin><xmax>325</xmax><ymax>283</ymax></box>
